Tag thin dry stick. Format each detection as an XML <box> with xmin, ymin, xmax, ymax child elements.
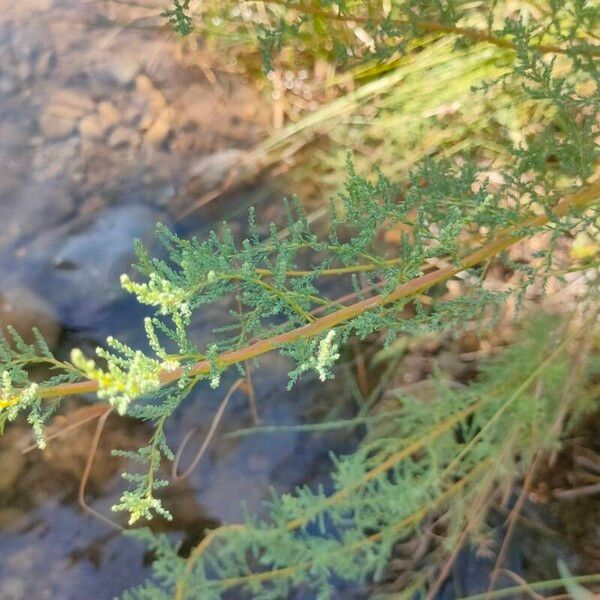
<box><xmin>174</xmin><ymin>523</ymin><xmax>247</xmax><ymax>599</ymax></box>
<box><xmin>500</xmin><ymin>570</ymin><xmax>545</xmax><ymax>600</ymax></box>
<box><xmin>459</xmin><ymin>573</ymin><xmax>600</xmax><ymax>600</ymax></box>
<box><xmin>171</xmin><ymin>378</ymin><xmax>246</xmax><ymax>481</ymax></box>
<box><xmin>21</xmin><ymin>403</ymin><xmax>111</xmax><ymax>454</ymax></box>
<box><xmin>24</xmin><ymin>176</ymin><xmax>600</xmax><ymax>404</ymax></box>
<box><xmin>237</xmin><ymin>298</ymin><xmax>261</xmax><ymax>424</ymax></box>
<box><xmin>486</xmin><ymin>317</ymin><xmax>594</xmax><ymax>595</ymax></box>
<box><xmin>243</xmin><ymin>358</ymin><xmax>260</xmax><ymax>425</ymax></box>
<box><xmin>487</xmin><ymin>453</ymin><xmax>544</xmax><ymax>596</ymax></box>
<box><xmin>553</xmin><ymin>482</ymin><xmax>600</xmax><ymax>499</ymax></box>
<box><xmin>425</xmin><ymin>430</ymin><xmax>520</xmax><ymax>599</ymax></box>
<box><xmin>77</xmin><ymin>406</ymin><xmax>123</xmax><ymax>531</ymax></box>
<box><xmin>352</xmin><ymin>337</ymin><xmax>369</xmax><ymax>399</ymax></box>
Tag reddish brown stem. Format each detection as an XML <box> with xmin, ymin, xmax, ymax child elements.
<box><xmin>27</xmin><ymin>177</ymin><xmax>600</xmax><ymax>403</ymax></box>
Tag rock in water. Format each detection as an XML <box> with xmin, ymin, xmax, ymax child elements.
<box><xmin>0</xmin><ymin>448</ymin><xmax>25</xmax><ymax>493</ymax></box>
<box><xmin>78</xmin><ymin>114</ymin><xmax>105</xmax><ymax>140</ymax></box>
<box><xmin>0</xmin><ymin>284</ymin><xmax>61</xmax><ymax>350</ymax></box>
<box><xmin>108</xmin><ymin>126</ymin><xmax>141</xmax><ymax>149</ymax></box>
<box><xmin>0</xmin><ymin>182</ymin><xmax>76</xmax><ymax>250</ymax></box>
<box><xmin>21</xmin><ymin>204</ymin><xmax>169</xmax><ymax>332</ymax></box>
<box><xmin>105</xmin><ymin>53</ymin><xmax>142</xmax><ymax>86</ymax></box>
<box><xmin>38</xmin><ymin>89</ymin><xmax>94</xmax><ymax>140</ymax></box>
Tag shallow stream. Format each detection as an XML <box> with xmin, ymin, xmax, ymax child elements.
<box><xmin>0</xmin><ymin>2</ymin><xmax>360</xmax><ymax>597</ymax></box>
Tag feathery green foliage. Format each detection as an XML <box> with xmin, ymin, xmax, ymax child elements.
<box><xmin>161</xmin><ymin>0</ymin><xmax>193</xmax><ymax>37</ymax></box>
<box><xmin>0</xmin><ymin>327</ymin><xmax>81</xmax><ymax>447</ymax></box>
<box><xmin>123</xmin><ymin>314</ymin><xmax>597</xmax><ymax>599</ymax></box>
<box><xmin>1</xmin><ymin>0</ymin><xmax>599</xmax><ymax>597</ymax></box>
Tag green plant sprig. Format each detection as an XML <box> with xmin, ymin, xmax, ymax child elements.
<box><xmin>1</xmin><ymin>165</ymin><xmax>596</xmax><ymax>531</ymax></box>
<box><xmin>128</xmin><ymin>311</ymin><xmax>597</xmax><ymax>600</ymax></box>
<box><xmin>1</xmin><ymin>12</ymin><xmax>598</xmax><ymax>591</ymax></box>
<box><xmin>5</xmin><ymin>174</ymin><xmax>597</xmax><ymax>407</ymax></box>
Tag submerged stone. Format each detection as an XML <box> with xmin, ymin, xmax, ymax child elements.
<box><xmin>18</xmin><ymin>204</ymin><xmax>169</xmax><ymax>333</ymax></box>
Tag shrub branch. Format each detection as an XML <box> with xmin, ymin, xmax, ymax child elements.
<box><xmin>24</xmin><ymin>175</ymin><xmax>600</xmax><ymax>402</ymax></box>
